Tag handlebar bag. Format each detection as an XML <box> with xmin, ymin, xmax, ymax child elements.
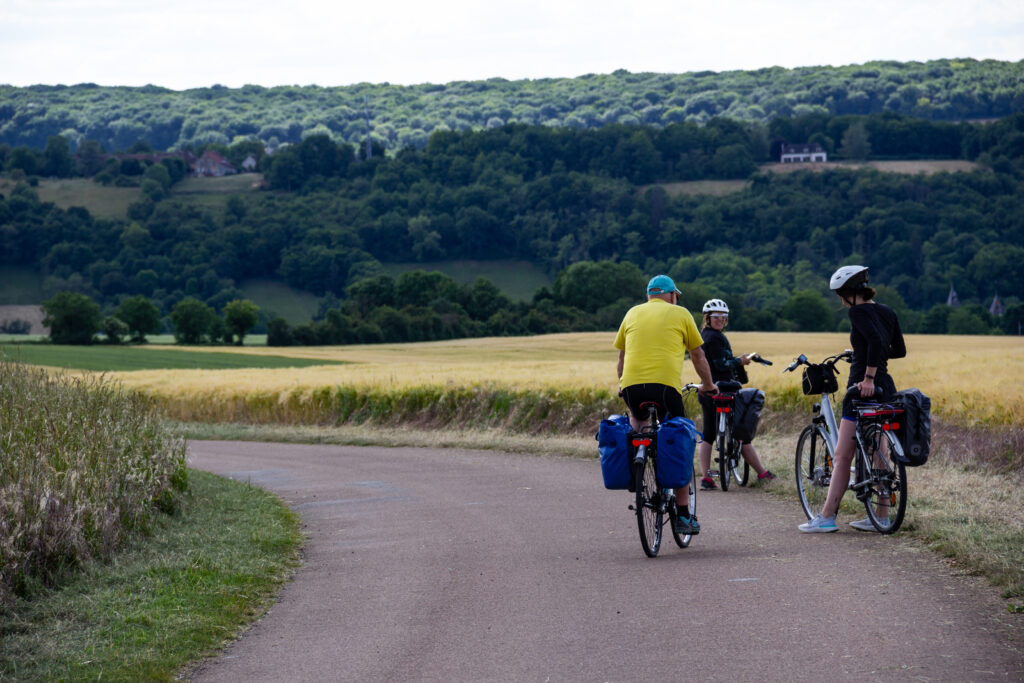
<box><xmin>731</xmin><ymin>388</ymin><xmax>765</xmax><ymax>443</ymax></box>
<box><xmin>656</xmin><ymin>416</ymin><xmax>697</xmax><ymax>488</ymax></box>
<box><xmin>597</xmin><ymin>414</ymin><xmax>632</xmax><ymax>489</ymax></box>
<box><xmin>802</xmin><ymin>364</ymin><xmax>839</xmax><ymax>395</ymax></box>
<box><xmin>893</xmin><ymin>388</ymin><xmax>931</xmax><ymax>466</ymax></box>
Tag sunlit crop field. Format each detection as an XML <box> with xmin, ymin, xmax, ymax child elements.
<box><xmin>107</xmin><ymin>332</ymin><xmax>1024</xmax><ymax>427</ymax></box>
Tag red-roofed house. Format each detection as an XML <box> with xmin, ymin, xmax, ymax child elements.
<box><xmin>193</xmin><ymin>150</ymin><xmax>236</xmax><ymax>177</ymax></box>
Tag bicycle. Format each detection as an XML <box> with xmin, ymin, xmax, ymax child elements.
<box><xmin>784</xmin><ymin>351</ymin><xmax>908</xmax><ymax>534</ymax></box>
<box><xmin>628</xmin><ymin>394</ymin><xmax>698</xmax><ymax>557</ymax></box>
<box><xmin>710</xmin><ymin>353</ymin><xmax>773</xmax><ymax>491</ymax></box>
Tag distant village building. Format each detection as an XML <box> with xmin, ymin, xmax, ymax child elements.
<box><xmin>989</xmin><ymin>292</ymin><xmax>1004</xmax><ymax>316</ymax></box>
<box><xmin>780</xmin><ymin>143</ymin><xmax>827</xmax><ymax>163</ymax></box>
<box><xmin>192</xmin><ymin>150</ymin><xmax>236</xmax><ymax>177</ymax></box>
<box><xmin>947</xmin><ymin>284</ymin><xmax>960</xmax><ymax>307</ymax></box>
<box><xmin>241</xmin><ymin>154</ymin><xmax>259</xmax><ymax>172</ymax></box>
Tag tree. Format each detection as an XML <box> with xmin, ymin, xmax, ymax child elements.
<box><xmin>116</xmin><ymin>295</ymin><xmax>161</xmax><ymax>342</ymax></box>
<box><xmin>170</xmin><ymin>297</ymin><xmax>216</xmax><ymax>344</ymax></box>
<box><xmin>43</xmin><ymin>135</ymin><xmax>75</xmax><ymax>177</ymax></box>
<box><xmin>838</xmin><ymin>121</ymin><xmax>871</xmax><ymax>160</ymax></box>
<box><xmin>551</xmin><ymin>260</ymin><xmax>645</xmax><ymax>313</ymax></box>
<box><xmin>780</xmin><ymin>289</ymin><xmax>834</xmax><ymax>331</ymax></box>
<box><xmin>266</xmin><ymin>317</ymin><xmax>293</xmax><ymax>346</ymax></box>
<box><xmin>101</xmin><ymin>316</ymin><xmax>129</xmax><ymax>344</ymax></box>
<box><xmin>223</xmin><ymin>299</ymin><xmax>260</xmax><ymax>345</ymax></box>
<box><xmin>41</xmin><ymin>291</ymin><xmax>101</xmax><ymax>344</ymax></box>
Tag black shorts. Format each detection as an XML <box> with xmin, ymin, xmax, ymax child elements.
<box><xmin>621</xmin><ymin>384</ymin><xmax>685</xmax><ymax>423</ymax></box>
<box><xmin>841</xmin><ymin>372</ymin><xmax>897</xmax><ymax>421</ymax></box>
<box><xmin>698</xmin><ymin>393</ymin><xmax>720</xmax><ymax>442</ymax></box>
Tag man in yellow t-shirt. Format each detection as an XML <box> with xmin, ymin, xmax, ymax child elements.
<box><xmin>614</xmin><ymin>275</ymin><xmax>715</xmax><ymax>535</ymax></box>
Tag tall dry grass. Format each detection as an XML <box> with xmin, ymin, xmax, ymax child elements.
<box><xmin>0</xmin><ymin>360</ymin><xmax>187</xmax><ymax>605</ymax></box>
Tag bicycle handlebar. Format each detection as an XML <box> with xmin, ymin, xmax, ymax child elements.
<box><xmin>782</xmin><ymin>349</ymin><xmax>853</xmax><ymax>373</ymax></box>
<box><xmin>748</xmin><ymin>352</ymin><xmax>773</xmax><ymax>366</ymax></box>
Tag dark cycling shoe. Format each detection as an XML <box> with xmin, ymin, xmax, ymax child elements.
<box><xmin>700</xmin><ymin>476</ymin><xmax>717</xmax><ymax>491</ymax></box>
<box><xmin>675</xmin><ymin>513</ymin><xmax>700</xmax><ymax>535</ymax></box>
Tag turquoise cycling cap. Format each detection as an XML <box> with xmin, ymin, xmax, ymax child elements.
<box><xmin>647</xmin><ymin>274</ymin><xmax>681</xmax><ymax>295</ymax></box>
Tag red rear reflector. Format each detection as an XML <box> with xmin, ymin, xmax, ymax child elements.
<box><xmin>631</xmin><ymin>439</ymin><xmax>651</xmax><ymax>447</ymax></box>
<box><xmin>892</xmin><ymin>423</ymin><xmax>900</xmax><ymax>430</ymax></box>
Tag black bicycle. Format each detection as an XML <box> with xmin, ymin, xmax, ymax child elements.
<box><xmin>628</xmin><ymin>400</ymin><xmax>697</xmax><ymax>557</ymax></box>
<box><xmin>712</xmin><ymin>353</ymin><xmax>772</xmax><ymax>491</ymax></box>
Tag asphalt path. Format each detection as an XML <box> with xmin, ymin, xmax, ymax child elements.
<box><xmin>185</xmin><ymin>440</ymin><xmax>1021</xmax><ymax>682</ymax></box>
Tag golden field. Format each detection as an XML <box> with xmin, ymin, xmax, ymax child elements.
<box><xmin>109</xmin><ymin>332</ymin><xmax>1024</xmax><ymax>428</ymax></box>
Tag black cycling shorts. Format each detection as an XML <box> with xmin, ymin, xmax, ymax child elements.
<box><xmin>621</xmin><ymin>384</ymin><xmax>685</xmax><ymax>423</ymax></box>
<box><xmin>698</xmin><ymin>393</ymin><xmax>720</xmax><ymax>442</ymax></box>
<box><xmin>841</xmin><ymin>372</ymin><xmax>897</xmax><ymax>421</ymax></box>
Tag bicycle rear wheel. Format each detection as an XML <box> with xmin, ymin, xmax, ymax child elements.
<box><xmin>717</xmin><ymin>428</ymin><xmax>731</xmax><ymax>492</ymax></box>
<box><xmin>670</xmin><ymin>484</ymin><xmax>696</xmax><ymax>548</ymax></box>
<box><xmin>634</xmin><ymin>450</ymin><xmax>663</xmax><ymax>557</ymax></box>
<box><xmin>795</xmin><ymin>425</ymin><xmax>832</xmax><ymax>520</ymax></box>
<box><xmin>861</xmin><ymin>428</ymin><xmax>908</xmax><ymax>534</ymax></box>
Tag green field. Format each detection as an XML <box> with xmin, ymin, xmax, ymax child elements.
<box><xmin>0</xmin><ymin>177</ymin><xmax>139</xmax><ymax>220</ymax></box>
<box><xmin>240</xmin><ymin>279</ymin><xmax>322</xmax><ymax>324</ymax></box>
<box><xmin>0</xmin><ymin>343</ymin><xmax>343</xmax><ymax>371</ymax></box>
<box><xmin>380</xmin><ymin>259</ymin><xmax>551</xmax><ymax>301</ymax></box>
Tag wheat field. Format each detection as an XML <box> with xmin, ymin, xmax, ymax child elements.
<box><xmin>103</xmin><ymin>332</ymin><xmax>1024</xmax><ymax>428</ymax></box>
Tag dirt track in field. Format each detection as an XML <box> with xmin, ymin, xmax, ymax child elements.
<box><xmin>185</xmin><ymin>440</ymin><xmax>1021</xmax><ymax>682</ymax></box>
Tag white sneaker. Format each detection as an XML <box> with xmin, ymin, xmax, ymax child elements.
<box><xmin>798</xmin><ymin>514</ymin><xmax>838</xmax><ymax>533</ymax></box>
<box><xmin>849</xmin><ymin>517</ymin><xmax>884</xmax><ymax>532</ymax></box>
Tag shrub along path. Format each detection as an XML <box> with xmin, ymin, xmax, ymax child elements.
<box><xmin>185</xmin><ymin>440</ymin><xmax>1021</xmax><ymax>681</ymax></box>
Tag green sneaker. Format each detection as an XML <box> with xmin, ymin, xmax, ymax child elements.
<box><xmin>798</xmin><ymin>514</ymin><xmax>838</xmax><ymax>533</ymax></box>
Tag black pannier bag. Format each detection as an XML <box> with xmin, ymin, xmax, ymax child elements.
<box><xmin>894</xmin><ymin>388</ymin><xmax>931</xmax><ymax>466</ymax></box>
<box><xmin>802</xmin><ymin>364</ymin><xmax>839</xmax><ymax>395</ymax></box>
<box><xmin>731</xmin><ymin>388</ymin><xmax>765</xmax><ymax>443</ymax></box>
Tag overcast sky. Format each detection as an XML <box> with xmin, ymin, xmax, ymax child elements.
<box><xmin>2</xmin><ymin>0</ymin><xmax>1022</xmax><ymax>90</ymax></box>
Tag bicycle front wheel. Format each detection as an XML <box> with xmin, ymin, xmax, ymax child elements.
<box><xmin>862</xmin><ymin>428</ymin><xmax>908</xmax><ymax>534</ymax></box>
<box><xmin>634</xmin><ymin>451</ymin><xmax>663</xmax><ymax>557</ymax></box>
<box><xmin>795</xmin><ymin>425</ymin><xmax>832</xmax><ymax>520</ymax></box>
<box><xmin>729</xmin><ymin>437</ymin><xmax>747</xmax><ymax>487</ymax></box>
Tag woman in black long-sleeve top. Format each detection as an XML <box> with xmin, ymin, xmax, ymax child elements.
<box><xmin>696</xmin><ymin>299</ymin><xmax>775</xmax><ymax>490</ymax></box>
<box><xmin>799</xmin><ymin>265</ymin><xmax>907</xmax><ymax>533</ymax></box>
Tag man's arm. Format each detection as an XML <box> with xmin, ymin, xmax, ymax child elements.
<box><xmin>617</xmin><ymin>349</ymin><xmax>625</xmax><ymax>380</ymax></box>
<box><xmin>689</xmin><ymin>346</ymin><xmax>716</xmax><ymax>394</ymax></box>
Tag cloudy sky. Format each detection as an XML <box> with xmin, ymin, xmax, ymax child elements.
<box><xmin>2</xmin><ymin>0</ymin><xmax>1022</xmax><ymax>90</ymax></box>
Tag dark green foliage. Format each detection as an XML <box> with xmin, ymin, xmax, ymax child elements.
<box><xmin>170</xmin><ymin>297</ymin><xmax>218</xmax><ymax>344</ymax></box>
<box><xmin>116</xmin><ymin>295</ymin><xmax>162</xmax><ymax>342</ymax></box>
<box><xmin>223</xmin><ymin>299</ymin><xmax>260</xmax><ymax>345</ymax></box>
<box><xmin>41</xmin><ymin>291</ymin><xmax>101</xmax><ymax>344</ymax></box>
<box><xmin>1</xmin><ymin>59</ymin><xmax>1021</xmax><ymax>152</ymax></box>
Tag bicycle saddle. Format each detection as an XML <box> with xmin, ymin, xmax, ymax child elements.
<box><xmin>716</xmin><ymin>380</ymin><xmax>743</xmax><ymax>393</ymax></box>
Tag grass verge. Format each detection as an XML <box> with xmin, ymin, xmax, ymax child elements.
<box><xmin>0</xmin><ymin>343</ymin><xmax>345</xmax><ymax>371</ymax></box>
<box><xmin>0</xmin><ymin>469</ymin><xmax>302</xmax><ymax>681</ymax></box>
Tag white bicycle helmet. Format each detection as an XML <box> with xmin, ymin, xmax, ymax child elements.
<box><xmin>829</xmin><ymin>265</ymin><xmax>869</xmax><ymax>292</ymax></box>
<box><xmin>702</xmin><ymin>298</ymin><xmax>729</xmax><ymax>314</ymax></box>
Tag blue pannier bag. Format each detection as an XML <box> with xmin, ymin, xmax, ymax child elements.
<box><xmin>656</xmin><ymin>416</ymin><xmax>697</xmax><ymax>488</ymax></box>
<box><xmin>597</xmin><ymin>414</ymin><xmax>632</xmax><ymax>489</ymax></box>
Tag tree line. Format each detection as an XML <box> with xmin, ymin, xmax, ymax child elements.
<box><xmin>2</xmin><ymin>115</ymin><xmax>1023</xmax><ymax>343</ymax></box>
<box><xmin>1</xmin><ymin>59</ymin><xmax>1021</xmax><ymax>153</ymax></box>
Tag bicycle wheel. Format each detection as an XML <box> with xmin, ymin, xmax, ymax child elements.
<box><xmin>717</xmin><ymin>425</ymin><xmax>731</xmax><ymax>492</ymax></box>
<box><xmin>795</xmin><ymin>425</ymin><xmax>832</xmax><ymax>520</ymax></box>
<box><xmin>861</xmin><ymin>428</ymin><xmax>908</xmax><ymax>534</ymax></box>
<box><xmin>729</xmin><ymin>437</ymin><xmax>747</xmax><ymax>487</ymax></box>
<box><xmin>634</xmin><ymin>450</ymin><xmax>663</xmax><ymax>557</ymax></box>
<box><xmin>670</xmin><ymin>484</ymin><xmax>696</xmax><ymax>548</ymax></box>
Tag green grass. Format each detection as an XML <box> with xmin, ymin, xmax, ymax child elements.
<box><xmin>240</xmin><ymin>279</ymin><xmax>321</xmax><ymax>324</ymax></box>
<box><xmin>170</xmin><ymin>175</ymin><xmax>263</xmax><ymax>195</ymax></box>
<box><xmin>0</xmin><ymin>343</ymin><xmax>345</xmax><ymax>371</ymax></box>
<box><xmin>0</xmin><ymin>469</ymin><xmax>303</xmax><ymax>681</ymax></box>
<box><xmin>0</xmin><ymin>267</ymin><xmax>44</xmax><ymax>305</ymax></box>
<box><xmin>0</xmin><ymin>177</ymin><xmax>139</xmax><ymax>220</ymax></box>
<box><xmin>379</xmin><ymin>259</ymin><xmax>551</xmax><ymax>301</ymax></box>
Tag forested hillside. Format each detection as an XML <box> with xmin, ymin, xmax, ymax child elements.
<box><xmin>2</xmin><ymin>59</ymin><xmax>1022</xmax><ymax>152</ymax></box>
<box><xmin>2</xmin><ymin>111</ymin><xmax>1022</xmax><ymax>342</ymax></box>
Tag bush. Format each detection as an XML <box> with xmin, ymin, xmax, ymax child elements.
<box><xmin>0</xmin><ymin>360</ymin><xmax>187</xmax><ymax>604</ymax></box>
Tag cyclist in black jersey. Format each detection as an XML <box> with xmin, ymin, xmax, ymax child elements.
<box><xmin>799</xmin><ymin>265</ymin><xmax>907</xmax><ymax>533</ymax></box>
<box><xmin>696</xmin><ymin>299</ymin><xmax>775</xmax><ymax>490</ymax></box>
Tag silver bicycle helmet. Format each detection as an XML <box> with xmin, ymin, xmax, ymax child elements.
<box><xmin>829</xmin><ymin>265</ymin><xmax>869</xmax><ymax>292</ymax></box>
<box><xmin>702</xmin><ymin>298</ymin><xmax>729</xmax><ymax>314</ymax></box>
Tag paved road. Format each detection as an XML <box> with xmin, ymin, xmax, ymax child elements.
<box><xmin>185</xmin><ymin>441</ymin><xmax>1021</xmax><ymax>682</ymax></box>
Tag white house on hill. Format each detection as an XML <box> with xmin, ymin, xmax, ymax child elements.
<box><xmin>780</xmin><ymin>143</ymin><xmax>827</xmax><ymax>163</ymax></box>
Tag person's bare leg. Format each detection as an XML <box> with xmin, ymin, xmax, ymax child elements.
<box><xmin>821</xmin><ymin>419</ymin><xmax>857</xmax><ymax>518</ymax></box>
